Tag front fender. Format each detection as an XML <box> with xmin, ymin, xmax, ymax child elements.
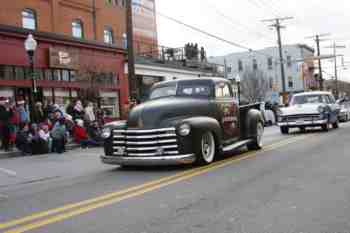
<box><xmin>245</xmin><ymin>109</ymin><xmax>264</xmax><ymax>139</ymax></box>
<box><xmin>181</xmin><ymin>116</ymin><xmax>222</xmax><ymax>146</ymax></box>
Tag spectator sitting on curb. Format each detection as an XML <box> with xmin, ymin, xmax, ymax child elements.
<box><xmin>38</xmin><ymin>123</ymin><xmax>52</xmax><ymax>153</ymax></box>
<box><xmin>73</xmin><ymin>119</ymin><xmax>99</xmax><ymax>148</ymax></box>
<box><xmin>87</xmin><ymin>121</ymin><xmax>103</xmax><ymax>146</ymax></box>
<box><xmin>15</xmin><ymin>123</ymin><xmax>31</xmax><ymax>156</ymax></box>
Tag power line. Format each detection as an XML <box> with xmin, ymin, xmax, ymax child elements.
<box><xmin>134</xmin><ymin>1</ymin><xmax>290</xmax><ymax>67</ymax></box>
<box><xmin>201</xmin><ymin>0</ymin><xmax>276</xmax><ymax>44</ymax></box>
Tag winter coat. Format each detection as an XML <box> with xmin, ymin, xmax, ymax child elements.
<box><xmin>73</xmin><ymin>125</ymin><xmax>88</xmax><ymax>143</ymax></box>
<box><xmin>51</xmin><ymin>122</ymin><xmax>66</xmax><ymax>140</ymax></box>
<box><xmin>84</xmin><ymin>106</ymin><xmax>96</xmax><ymax>122</ymax></box>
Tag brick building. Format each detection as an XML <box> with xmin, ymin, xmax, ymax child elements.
<box><xmin>0</xmin><ymin>0</ymin><xmax>158</xmax><ymax>119</ymax></box>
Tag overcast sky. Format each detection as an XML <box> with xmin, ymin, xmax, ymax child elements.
<box><xmin>155</xmin><ymin>0</ymin><xmax>350</xmax><ymax>81</ymax></box>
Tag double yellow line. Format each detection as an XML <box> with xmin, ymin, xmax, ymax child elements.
<box><xmin>1</xmin><ymin>135</ymin><xmax>307</xmax><ymax>233</ymax></box>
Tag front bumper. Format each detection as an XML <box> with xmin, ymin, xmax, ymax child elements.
<box><xmin>277</xmin><ymin>119</ymin><xmax>327</xmax><ymax>127</ymax></box>
<box><xmin>101</xmin><ymin>154</ymin><xmax>196</xmax><ymax>166</ymax></box>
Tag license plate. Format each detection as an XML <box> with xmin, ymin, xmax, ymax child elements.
<box><xmin>115</xmin><ymin>147</ymin><xmax>125</xmax><ymax>155</ymax></box>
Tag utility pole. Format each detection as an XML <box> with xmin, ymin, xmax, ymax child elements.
<box><xmin>126</xmin><ymin>0</ymin><xmax>139</xmax><ymax>101</ymax></box>
<box><xmin>262</xmin><ymin>17</ymin><xmax>293</xmax><ymax>104</ymax></box>
<box><xmin>324</xmin><ymin>42</ymin><xmax>346</xmax><ymax>99</ymax></box>
<box><xmin>305</xmin><ymin>33</ymin><xmax>330</xmax><ymax>90</ymax></box>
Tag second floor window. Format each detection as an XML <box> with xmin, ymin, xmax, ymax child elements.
<box><xmin>72</xmin><ymin>20</ymin><xmax>83</xmax><ymax>38</ymax></box>
<box><xmin>268</xmin><ymin>57</ymin><xmax>273</xmax><ymax>70</ymax></box>
<box><xmin>104</xmin><ymin>27</ymin><xmax>114</xmax><ymax>44</ymax></box>
<box><xmin>238</xmin><ymin>60</ymin><xmax>243</xmax><ymax>72</ymax></box>
<box><xmin>287</xmin><ymin>56</ymin><xmax>292</xmax><ymax>67</ymax></box>
<box><xmin>226</xmin><ymin>65</ymin><xmax>232</xmax><ymax>74</ymax></box>
<box><xmin>253</xmin><ymin>59</ymin><xmax>258</xmax><ymax>70</ymax></box>
<box><xmin>22</xmin><ymin>9</ymin><xmax>36</xmax><ymax>30</ymax></box>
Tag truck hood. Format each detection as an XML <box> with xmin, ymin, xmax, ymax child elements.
<box><xmin>127</xmin><ymin>97</ymin><xmax>213</xmax><ymax>129</ymax></box>
<box><xmin>280</xmin><ymin>103</ymin><xmax>322</xmax><ymax>116</ymax></box>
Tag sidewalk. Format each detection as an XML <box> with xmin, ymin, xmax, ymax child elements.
<box><xmin>0</xmin><ymin>142</ymin><xmax>82</xmax><ymax>160</ymax></box>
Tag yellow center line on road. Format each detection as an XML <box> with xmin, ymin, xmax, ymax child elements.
<box><xmin>2</xmin><ymin>135</ymin><xmax>307</xmax><ymax>233</ymax></box>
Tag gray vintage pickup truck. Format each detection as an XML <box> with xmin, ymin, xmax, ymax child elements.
<box><xmin>100</xmin><ymin>78</ymin><xmax>264</xmax><ymax>166</ymax></box>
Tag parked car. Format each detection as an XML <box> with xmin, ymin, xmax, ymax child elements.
<box><xmin>277</xmin><ymin>91</ymin><xmax>340</xmax><ymax>134</ymax></box>
<box><xmin>101</xmin><ymin>78</ymin><xmax>264</xmax><ymax>167</ymax></box>
<box><xmin>336</xmin><ymin>98</ymin><xmax>350</xmax><ymax>122</ymax></box>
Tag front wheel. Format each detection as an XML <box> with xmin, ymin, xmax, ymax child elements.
<box><xmin>195</xmin><ymin>131</ymin><xmax>216</xmax><ymax>165</ymax></box>
<box><xmin>247</xmin><ymin>121</ymin><xmax>264</xmax><ymax>150</ymax></box>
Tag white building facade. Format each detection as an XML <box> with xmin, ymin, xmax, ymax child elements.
<box><xmin>209</xmin><ymin>44</ymin><xmax>316</xmax><ymax>103</ymax></box>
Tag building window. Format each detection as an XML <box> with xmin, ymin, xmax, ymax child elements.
<box><xmin>287</xmin><ymin>56</ymin><xmax>292</xmax><ymax>67</ymax></box>
<box><xmin>104</xmin><ymin>27</ymin><xmax>114</xmax><ymax>44</ymax></box>
<box><xmin>72</xmin><ymin>20</ymin><xmax>84</xmax><ymax>38</ymax></box>
<box><xmin>118</xmin><ymin>0</ymin><xmax>126</xmax><ymax>7</ymax></box>
<box><xmin>288</xmin><ymin>76</ymin><xmax>293</xmax><ymax>88</ymax></box>
<box><xmin>0</xmin><ymin>65</ymin><xmax>14</xmax><ymax>80</ymax></box>
<box><xmin>22</xmin><ymin>9</ymin><xmax>37</xmax><ymax>30</ymax></box>
<box><xmin>253</xmin><ymin>59</ymin><xmax>258</xmax><ymax>70</ymax></box>
<box><xmin>268</xmin><ymin>57</ymin><xmax>273</xmax><ymax>70</ymax></box>
<box><xmin>238</xmin><ymin>60</ymin><xmax>243</xmax><ymax>72</ymax></box>
<box><xmin>269</xmin><ymin>77</ymin><xmax>273</xmax><ymax>89</ymax></box>
<box><xmin>106</xmin><ymin>0</ymin><xmax>117</xmax><ymax>5</ymax></box>
<box><xmin>227</xmin><ymin>65</ymin><xmax>232</xmax><ymax>74</ymax></box>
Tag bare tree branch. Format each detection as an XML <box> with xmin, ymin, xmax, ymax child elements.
<box><xmin>240</xmin><ymin>67</ymin><xmax>269</xmax><ymax>103</ymax></box>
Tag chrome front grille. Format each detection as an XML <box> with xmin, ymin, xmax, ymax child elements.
<box><xmin>285</xmin><ymin>114</ymin><xmax>321</xmax><ymax>122</ymax></box>
<box><xmin>112</xmin><ymin>128</ymin><xmax>179</xmax><ymax>157</ymax></box>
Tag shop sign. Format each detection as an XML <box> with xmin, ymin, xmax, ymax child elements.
<box><xmin>49</xmin><ymin>47</ymin><xmax>79</xmax><ymax>69</ymax></box>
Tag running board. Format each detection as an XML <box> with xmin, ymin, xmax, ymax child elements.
<box><xmin>222</xmin><ymin>139</ymin><xmax>252</xmax><ymax>153</ymax></box>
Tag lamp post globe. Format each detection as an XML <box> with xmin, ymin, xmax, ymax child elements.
<box><xmin>24</xmin><ymin>34</ymin><xmax>38</xmax><ymax>94</ymax></box>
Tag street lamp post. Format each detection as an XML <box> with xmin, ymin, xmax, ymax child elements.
<box><xmin>235</xmin><ymin>74</ymin><xmax>241</xmax><ymax>105</ymax></box>
<box><xmin>24</xmin><ymin>34</ymin><xmax>38</xmax><ymax>98</ymax></box>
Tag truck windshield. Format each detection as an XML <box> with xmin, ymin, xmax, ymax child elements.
<box><xmin>149</xmin><ymin>83</ymin><xmax>211</xmax><ymax>100</ymax></box>
<box><xmin>290</xmin><ymin>95</ymin><xmax>327</xmax><ymax>105</ymax></box>
<box><xmin>149</xmin><ymin>85</ymin><xmax>177</xmax><ymax>99</ymax></box>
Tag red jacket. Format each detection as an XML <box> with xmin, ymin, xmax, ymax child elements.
<box><xmin>73</xmin><ymin>125</ymin><xmax>88</xmax><ymax>143</ymax></box>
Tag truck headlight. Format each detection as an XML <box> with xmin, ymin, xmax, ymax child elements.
<box><xmin>178</xmin><ymin>123</ymin><xmax>191</xmax><ymax>136</ymax></box>
<box><xmin>101</xmin><ymin>128</ymin><xmax>111</xmax><ymax>139</ymax></box>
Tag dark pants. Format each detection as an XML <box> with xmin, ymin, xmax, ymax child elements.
<box><xmin>80</xmin><ymin>139</ymin><xmax>99</xmax><ymax>148</ymax></box>
<box><xmin>52</xmin><ymin>138</ymin><xmax>65</xmax><ymax>153</ymax></box>
<box><xmin>1</xmin><ymin>124</ymin><xmax>10</xmax><ymax>151</ymax></box>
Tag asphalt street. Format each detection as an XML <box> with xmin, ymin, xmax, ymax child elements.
<box><xmin>0</xmin><ymin>123</ymin><xmax>350</xmax><ymax>233</ymax></box>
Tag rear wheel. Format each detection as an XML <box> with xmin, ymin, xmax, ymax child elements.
<box><xmin>247</xmin><ymin>121</ymin><xmax>264</xmax><ymax>150</ymax></box>
<box><xmin>195</xmin><ymin>131</ymin><xmax>216</xmax><ymax>165</ymax></box>
<box><xmin>280</xmin><ymin>126</ymin><xmax>289</xmax><ymax>134</ymax></box>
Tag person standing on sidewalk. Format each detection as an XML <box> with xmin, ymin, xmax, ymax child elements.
<box><xmin>1</xmin><ymin>101</ymin><xmax>13</xmax><ymax>151</ymax></box>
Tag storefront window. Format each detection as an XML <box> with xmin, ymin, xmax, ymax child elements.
<box><xmin>45</xmin><ymin>69</ymin><xmax>53</xmax><ymax>81</ymax></box>
<box><xmin>70</xmin><ymin>70</ymin><xmax>76</xmax><ymax>82</ymax></box>
<box><xmin>14</xmin><ymin>67</ymin><xmax>25</xmax><ymax>80</ymax></box>
<box><xmin>62</xmin><ymin>70</ymin><xmax>70</xmax><ymax>81</ymax></box>
<box><xmin>34</xmin><ymin>69</ymin><xmax>45</xmax><ymax>80</ymax></box>
<box><xmin>0</xmin><ymin>65</ymin><xmax>14</xmax><ymax>80</ymax></box>
<box><xmin>53</xmin><ymin>69</ymin><xmax>62</xmax><ymax>81</ymax></box>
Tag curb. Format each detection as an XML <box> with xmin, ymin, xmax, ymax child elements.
<box><xmin>0</xmin><ymin>143</ymin><xmax>82</xmax><ymax>160</ymax></box>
